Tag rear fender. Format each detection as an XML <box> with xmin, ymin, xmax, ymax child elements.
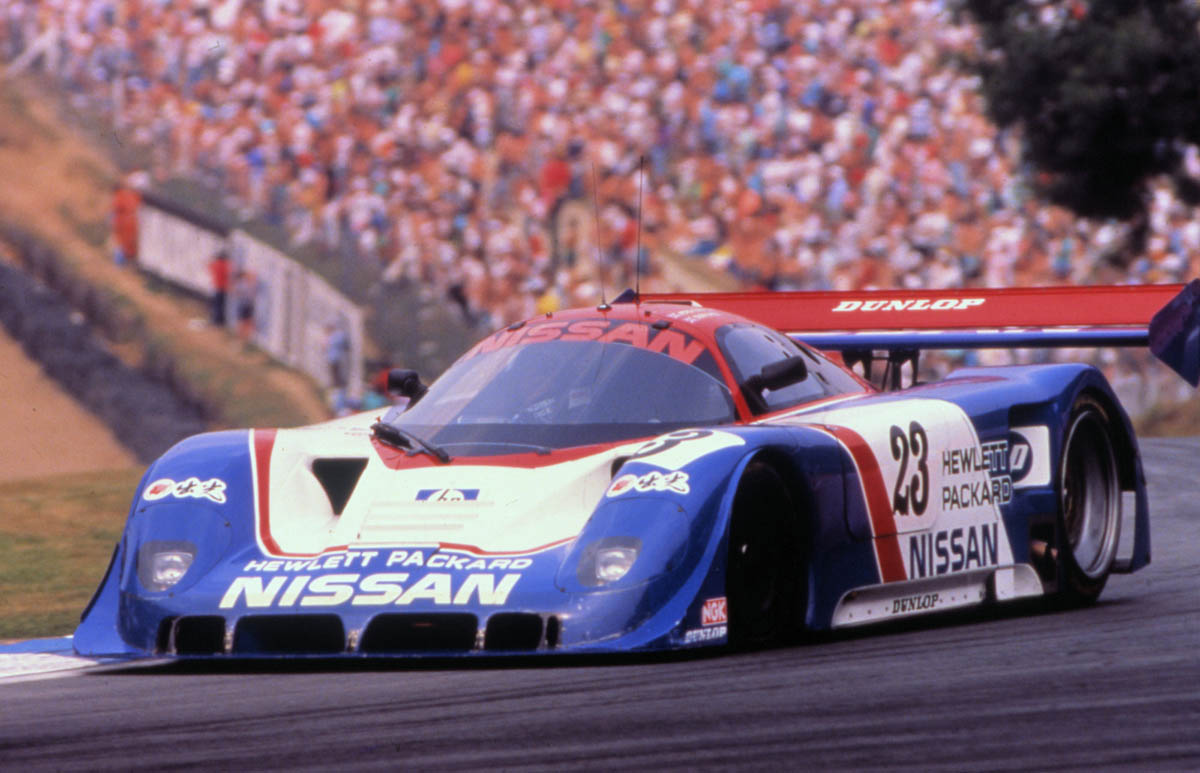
<box><xmin>1007</xmin><ymin>367</ymin><xmax>1149</xmax><ymax>576</ymax></box>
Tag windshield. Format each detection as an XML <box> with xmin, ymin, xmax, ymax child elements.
<box><xmin>384</xmin><ymin>337</ymin><xmax>736</xmax><ymax>454</ymax></box>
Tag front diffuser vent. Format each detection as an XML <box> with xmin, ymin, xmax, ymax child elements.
<box><xmin>172</xmin><ymin>616</ymin><xmax>226</xmax><ymax>655</ymax></box>
<box><xmin>311</xmin><ymin>458</ymin><xmax>368</xmax><ymax>515</ymax></box>
<box><xmin>484</xmin><ymin>613</ymin><xmax>544</xmax><ymax>651</ymax></box>
<box><xmin>360</xmin><ymin>613</ymin><xmax>478</xmax><ymax>653</ymax></box>
<box><xmin>232</xmin><ymin>614</ymin><xmax>345</xmax><ymax>655</ymax></box>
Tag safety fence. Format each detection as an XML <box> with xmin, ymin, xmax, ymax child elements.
<box><xmin>137</xmin><ymin>193</ymin><xmax>364</xmax><ymax>402</ymax></box>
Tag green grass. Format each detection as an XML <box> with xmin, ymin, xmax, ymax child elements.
<box><xmin>0</xmin><ymin>468</ymin><xmax>142</xmax><ymax>640</ymax></box>
<box><xmin>172</xmin><ymin>350</ymin><xmax>314</xmax><ymax>429</ymax></box>
<box><xmin>65</xmin><ymin>155</ymin><xmax>114</xmax><ymax>191</ymax></box>
<box><xmin>56</xmin><ymin>201</ymin><xmax>110</xmax><ymax>249</ymax></box>
<box><xmin>2</xmin><ymin>87</ymin><xmax>60</xmax><ymax>143</ymax></box>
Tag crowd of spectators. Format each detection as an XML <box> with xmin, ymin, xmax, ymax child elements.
<box><xmin>3</xmin><ymin>0</ymin><xmax>1198</xmax><ymax>337</ymax></box>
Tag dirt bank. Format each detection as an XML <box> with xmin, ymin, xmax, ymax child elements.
<box><xmin>0</xmin><ymin>328</ymin><xmax>135</xmax><ymax>481</ymax></box>
<box><xmin>0</xmin><ymin>77</ymin><xmax>330</xmax><ymax>464</ymax></box>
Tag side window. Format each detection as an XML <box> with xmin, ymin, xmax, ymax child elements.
<box><xmin>794</xmin><ymin>342</ymin><xmax>870</xmax><ymax>396</ymax></box>
<box><xmin>717</xmin><ymin>324</ymin><xmax>828</xmax><ymax>412</ymax></box>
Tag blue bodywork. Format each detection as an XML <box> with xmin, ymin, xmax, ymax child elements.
<box><xmin>74</xmin><ymin>356</ymin><xmax>1150</xmax><ymax>659</ymax></box>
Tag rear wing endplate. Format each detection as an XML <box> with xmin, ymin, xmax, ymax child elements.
<box><xmin>643</xmin><ymin>281</ymin><xmax>1200</xmax><ymax>386</ymax></box>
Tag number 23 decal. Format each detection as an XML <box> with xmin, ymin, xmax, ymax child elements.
<box><xmin>890</xmin><ymin>422</ymin><xmax>929</xmax><ymax>516</ymax></box>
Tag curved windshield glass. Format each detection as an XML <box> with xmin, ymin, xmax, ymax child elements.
<box><xmin>385</xmin><ymin>338</ymin><xmax>736</xmax><ymax>454</ymax></box>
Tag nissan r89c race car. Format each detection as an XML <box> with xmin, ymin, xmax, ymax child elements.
<box><xmin>74</xmin><ymin>282</ymin><xmax>1200</xmax><ymax>659</ymax></box>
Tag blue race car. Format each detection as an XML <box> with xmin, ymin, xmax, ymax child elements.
<box><xmin>74</xmin><ymin>282</ymin><xmax>1200</xmax><ymax>658</ymax></box>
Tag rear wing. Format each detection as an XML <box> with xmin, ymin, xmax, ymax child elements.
<box><xmin>642</xmin><ymin>281</ymin><xmax>1200</xmax><ymax>387</ymax></box>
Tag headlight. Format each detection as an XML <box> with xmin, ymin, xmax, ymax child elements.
<box><xmin>138</xmin><ymin>541</ymin><xmax>196</xmax><ymax>591</ymax></box>
<box><xmin>595</xmin><ymin>546</ymin><xmax>639</xmax><ymax>583</ymax></box>
<box><xmin>578</xmin><ymin>538</ymin><xmax>642</xmax><ymax>586</ymax></box>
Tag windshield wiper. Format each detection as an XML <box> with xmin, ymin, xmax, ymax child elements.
<box><xmin>371</xmin><ymin>421</ymin><xmax>452</xmax><ymax>464</ymax></box>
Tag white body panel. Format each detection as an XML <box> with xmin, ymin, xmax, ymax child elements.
<box><xmin>256</xmin><ymin>419</ymin><xmax>629</xmax><ymax>557</ymax></box>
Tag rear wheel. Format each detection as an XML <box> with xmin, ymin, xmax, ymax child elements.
<box><xmin>1055</xmin><ymin>396</ymin><xmax>1121</xmax><ymax>604</ymax></box>
<box><xmin>726</xmin><ymin>462</ymin><xmax>805</xmax><ymax>648</ymax></box>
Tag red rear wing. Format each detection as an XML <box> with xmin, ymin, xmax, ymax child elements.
<box><xmin>643</xmin><ymin>284</ymin><xmax>1182</xmax><ymax>331</ymax></box>
<box><xmin>641</xmin><ymin>282</ymin><xmax>1200</xmax><ymax>386</ymax></box>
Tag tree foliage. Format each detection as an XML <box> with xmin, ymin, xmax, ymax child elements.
<box><xmin>960</xmin><ymin>0</ymin><xmax>1200</xmax><ymax>231</ymax></box>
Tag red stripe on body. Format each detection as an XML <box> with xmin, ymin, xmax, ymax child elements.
<box><xmin>753</xmin><ymin>392</ymin><xmax>868</xmax><ymax>423</ymax></box>
<box><xmin>371</xmin><ymin>438</ymin><xmax>631</xmax><ymax>470</ymax></box>
<box><xmin>252</xmin><ymin>429</ymin><xmax>287</xmax><ymax>557</ymax></box>
<box><xmin>817</xmin><ymin>424</ymin><xmax>906</xmax><ymax>583</ymax></box>
<box><xmin>253</xmin><ymin>428</ymin><xmax>363</xmax><ymax>558</ymax></box>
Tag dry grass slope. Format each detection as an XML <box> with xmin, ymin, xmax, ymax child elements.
<box><xmin>0</xmin><ymin>469</ymin><xmax>141</xmax><ymax>640</ymax></box>
<box><xmin>0</xmin><ymin>77</ymin><xmax>331</xmax><ymax>432</ymax></box>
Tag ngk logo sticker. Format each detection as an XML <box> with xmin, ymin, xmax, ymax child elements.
<box><xmin>701</xmin><ymin>597</ymin><xmax>728</xmax><ymax>626</ymax></box>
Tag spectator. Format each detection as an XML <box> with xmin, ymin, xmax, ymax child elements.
<box><xmin>324</xmin><ymin>320</ymin><xmax>351</xmax><ymax>416</ymax></box>
<box><xmin>360</xmin><ymin>366</ymin><xmax>394</xmax><ymax>412</ymax></box>
<box><xmin>110</xmin><ymin>180</ymin><xmax>141</xmax><ymax>267</ymax></box>
<box><xmin>7</xmin><ymin>0</ymin><xmax>1190</xmax><ymax>335</ymax></box>
<box><xmin>207</xmin><ymin>249</ymin><xmax>231</xmax><ymax>327</ymax></box>
<box><xmin>231</xmin><ymin>268</ymin><xmax>258</xmax><ymax>345</ymax></box>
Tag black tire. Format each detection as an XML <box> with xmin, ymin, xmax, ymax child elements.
<box><xmin>1055</xmin><ymin>395</ymin><xmax>1122</xmax><ymax>605</ymax></box>
<box><xmin>726</xmin><ymin>462</ymin><xmax>805</xmax><ymax>648</ymax></box>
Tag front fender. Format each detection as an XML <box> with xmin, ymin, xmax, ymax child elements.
<box><xmin>75</xmin><ymin>431</ymin><xmax>255</xmax><ymax>656</ymax></box>
<box><xmin>552</xmin><ymin>426</ymin><xmax>826</xmax><ymax>649</ymax></box>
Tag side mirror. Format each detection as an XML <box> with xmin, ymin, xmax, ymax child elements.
<box><xmin>742</xmin><ymin>356</ymin><xmax>808</xmax><ymax>413</ymax></box>
<box><xmin>746</xmin><ymin>356</ymin><xmax>808</xmax><ymax>393</ymax></box>
<box><xmin>387</xmin><ymin>368</ymin><xmax>428</xmax><ymax>404</ymax></box>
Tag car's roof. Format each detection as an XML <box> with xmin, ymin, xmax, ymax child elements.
<box><xmin>465</xmin><ymin>301</ymin><xmax>758</xmax><ymax>365</ymax></box>
<box><xmin>456</xmin><ymin>300</ymin><xmax>758</xmax><ymax>411</ymax></box>
<box><xmin>518</xmin><ymin>299</ymin><xmax>757</xmax><ymax>340</ymax></box>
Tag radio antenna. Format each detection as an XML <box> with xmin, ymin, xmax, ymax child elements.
<box><xmin>634</xmin><ymin>155</ymin><xmax>645</xmax><ymax>301</ymax></box>
<box><xmin>591</xmin><ymin>161</ymin><xmax>609</xmax><ymax>309</ymax></box>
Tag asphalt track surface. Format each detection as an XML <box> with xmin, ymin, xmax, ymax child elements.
<box><xmin>3</xmin><ymin>437</ymin><xmax>1199</xmax><ymax>771</ymax></box>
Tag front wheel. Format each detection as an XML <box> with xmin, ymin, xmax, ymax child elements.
<box><xmin>1055</xmin><ymin>396</ymin><xmax>1122</xmax><ymax>604</ymax></box>
<box><xmin>726</xmin><ymin>462</ymin><xmax>805</xmax><ymax>648</ymax></box>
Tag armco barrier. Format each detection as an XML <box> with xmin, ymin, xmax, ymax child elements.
<box><xmin>136</xmin><ymin>200</ymin><xmax>228</xmax><ymax>297</ymax></box>
<box><xmin>227</xmin><ymin>231</ymin><xmax>364</xmax><ymax>402</ymax></box>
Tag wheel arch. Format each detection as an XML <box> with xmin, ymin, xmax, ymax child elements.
<box><xmin>718</xmin><ymin>437</ymin><xmax>843</xmax><ymax>643</ymax></box>
<box><xmin>722</xmin><ymin>448</ymin><xmax>810</xmax><ymax>646</ymax></box>
<box><xmin>1051</xmin><ymin>386</ymin><xmax>1125</xmax><ymax>602</ymax></box>
<box><xmin>740</xmin><ymin>447</ymin><xmax>817</xmax><ymax>532</ymax></box>
<box><xmin>725</xmin><ymin>443</ymin><xmax>830</xmax><ymax>573</ymax></box>
<box><xmin>1070</xmin><ymin>385</ymin><xmax>1139</xmax><ymax>494</ymax></box>
<box><xmin>1073</xmin><ymin>381</ymin><xmax>1150</xmax><ymax>573</ymax></box>
<box><xmin>1013</xmin><ymin>365</ymin><xmax>1150</xmax><ymax>575</ymax></box>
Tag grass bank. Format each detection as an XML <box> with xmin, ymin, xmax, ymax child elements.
<box><xmin>0</xmin><ymin>468</ymin><xmax>141</xmax><ymax>641</ymax></box>
<box><xmin>0</xmin><ymin>78</ymin><xmax>331</xmax><ymax>434</ymax></box>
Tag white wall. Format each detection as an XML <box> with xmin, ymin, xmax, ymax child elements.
<box><xmin>137</xmin><ymin>201</ymin><xmax>364</xmax><ymax>402</ymax></box>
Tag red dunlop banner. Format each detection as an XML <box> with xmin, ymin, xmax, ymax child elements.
<box><xmin>642</xmin><ymin>284</ymin><xmax>1186</xmax><ymax>332</ymax></box>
